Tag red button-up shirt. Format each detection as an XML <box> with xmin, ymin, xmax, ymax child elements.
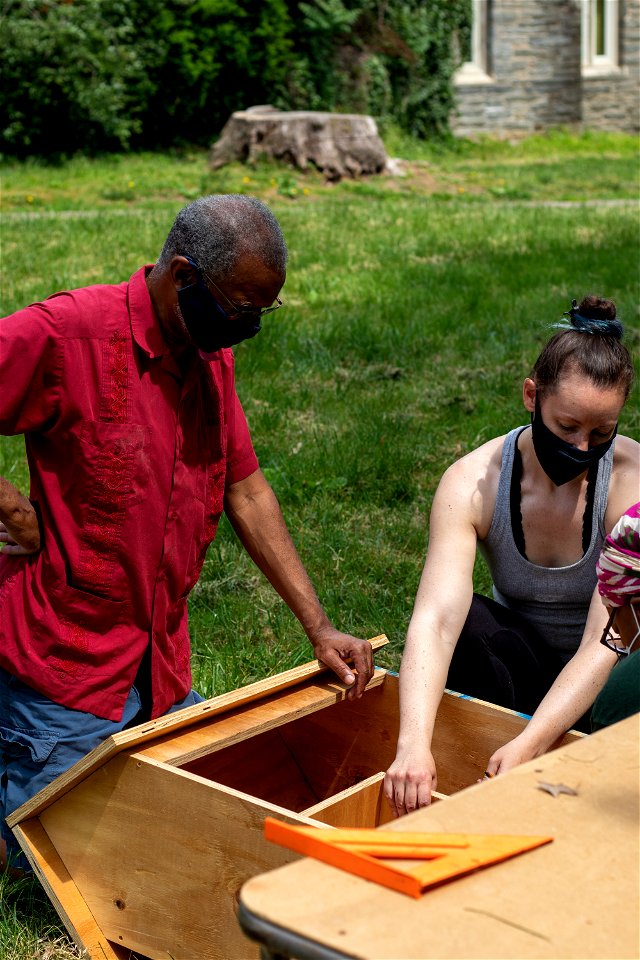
<box><xmin>0</xmin><ymin>267</ymin><xmax>258</xmax><ymax>720</ymax></box>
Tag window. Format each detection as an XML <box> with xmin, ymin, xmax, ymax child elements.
<box><xmin>582</xmin><ymin>0</ymin><xmax>619</xmax><ymax>73</ymax></box>
<box><xmin>455</xmin><ymin>0</ymin><xmax>492</xmax><ymax>85</ymax></box>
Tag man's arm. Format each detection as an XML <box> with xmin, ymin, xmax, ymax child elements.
<box><xmin>223</xmin><ymin>468</ymin><xmax>374</xmax><ymax>698</ymax></box>
<box><xmin>0</xmin><ymin>477</ymin><xmax>40</xmax><ymax>554</ymax></box>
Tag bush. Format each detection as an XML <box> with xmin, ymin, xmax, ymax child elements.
<box><xmin>1</xmin><ymin>0</ymin><xmax>153</xmax><ymax>156</ymax></box>
<box><xmin>0</xmin><ymin>0</ymin><xmax>471</xmax><ymax>157</ymax></box>
<box><xmin>139</xmin><ymin>0</ymin><xmax>293</xmax><ymax>149</ymax></box>
<box><xmin>286</xmin><ymin>0</ymin><xmax>471</xmax><ymax>139</ymax></box>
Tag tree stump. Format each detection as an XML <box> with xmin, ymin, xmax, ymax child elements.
<box><xmin>209</xmin><ymin>106</ymin><xmax>389</xmax><ymax>181</ymax></box>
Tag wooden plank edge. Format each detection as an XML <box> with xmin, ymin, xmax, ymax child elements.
<box><xmin>118</xmin><ymin>753</ymin><xmax>337</xmax><ymax>830</ymax></box>
<box><xmin>12</xmin><ymin>818</ymin><xmax>128</xmax><ymax>960</ymax></box>
<box><xmin>9</xmin><ymin>636</ymin><xmax>389</xmax><ymax>826</ymax></box>
<box><xmin>135</xmin><ymin>671</ymin><xmax>388</xmax><ymax>766</ymax></box>
<box><xmin>302</xmin><ymin>772</ymin><xmax>388</xmax><ymax>817</ymax></box>
<box><xmin>303</xmin><ymin>776</ymin><xmax>450</xmax><ymax>819</ymax></box>
<box><xmin>442</xmin><ymin>687</ymin><xmax>585</xmax><ymax>742</ymax></box>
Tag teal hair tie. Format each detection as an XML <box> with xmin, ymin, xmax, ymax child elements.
<box><xmin>551</xmin><ymin>298</ymin><xmax>624</xmax><ymax>339</ymax></box>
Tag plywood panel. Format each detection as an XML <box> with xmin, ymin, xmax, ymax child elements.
<box><xmin>303</xmin><ymin>772</ymin><xmax>395</xmax><ymax>828</ymax></box>
<box><xmin>304</xmin><ymin>777</ymin><xmax>448</xmax><ymax>828</ymax></box>
<box><xmin>38</xmin><ymin>755</ymin><xmax>323</xmax><ymax>960</ymax></box>
<box><xmin>432</xmin><ymin>690</ymin><xmax>582</xmax><ymax>795</ymax></box>
<box><xmin>180</xmin><ymin>674</ymin><xmax>393</xmax><ymax>813</ymax></box>
<box><xmin>13</xmin><ymin>818</ymin><xmax>128</xmax><ymax>960</ymax></box>
<box><xmin>182</xmin><ymin>727</ymin><xmax>321</xmax><ymax>811</ymax></box>
<box><xmin>135</xmin><ymin>670</ymin><xmax>386</xmax><ymax>767</ymax></box>
<box><xmin>278</xmin><ymin>679</ymin><xmax>401</xmax><ymax>800</ymax></box>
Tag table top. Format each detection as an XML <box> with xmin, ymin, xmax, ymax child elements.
<box><xmin>239</xmin><ymin>715</ymin><xmax>639</xmax><ymax>960</ymax></box>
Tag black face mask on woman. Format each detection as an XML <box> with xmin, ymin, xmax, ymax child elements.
<box><xmin>176</xmin><ymin>258</ymin><xmax>261</xmax><ymax>354</ymax></box>
<box><xmin>530</xmin><ymin>396</ymin><xmax>617</xmax><ymax>486</ymax></box>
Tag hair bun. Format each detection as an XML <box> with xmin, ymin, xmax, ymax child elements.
<box><xmin>563</xmin><ymin>298</ymin><xmax>624</xmax><ymax>340</ymax></box>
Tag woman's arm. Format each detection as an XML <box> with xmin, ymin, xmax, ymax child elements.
<box><xmin>486</xmin><ymin>436</ymin><xmax>640</xmax><ymax>774</ymax></box>
<box><xmin>384</xmin><ymin>449</ymin><xmax>494</xmax><ymax>816</ymax></box>
<box><xmin>605</xmin><ymin>435</ymin><xmax>640</xmax><ymax>532</ymax></box>
<box><xmin>484</xmin><ymin>587</ymin><xmax>615</xmax><ymax>775</ymax></box>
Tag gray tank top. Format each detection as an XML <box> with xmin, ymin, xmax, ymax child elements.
<box><xmin>478</xmin><ymin>426</ymin><xmax>614</xmax><ymax>661</ymax></box>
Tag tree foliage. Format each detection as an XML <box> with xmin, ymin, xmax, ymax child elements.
<box><xmin>0</xmin><ymin>0</ymin><xmax>471</xmax><ymax>157</ymax></box>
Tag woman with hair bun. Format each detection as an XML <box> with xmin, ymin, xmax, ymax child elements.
<box><xmin>385</xmin><ymin>296</ymin><xmax>639</xmax><ymax>817</ymax></box>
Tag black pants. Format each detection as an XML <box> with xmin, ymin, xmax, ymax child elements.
<box><xmin>447</xmin><ymin>594</ymin><xmax>591</xmax><ymax>733</ymax></box>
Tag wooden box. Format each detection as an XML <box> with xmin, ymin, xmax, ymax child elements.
<box><xmin>8</xmin><ymin>636</ymin><xmax>581</xmax><ymax>960</ymax></box>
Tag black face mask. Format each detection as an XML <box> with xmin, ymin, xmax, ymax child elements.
<box><xmin>176</xmin><ymin>263</ymin><xmax>261</xmax><ymax>354</ymax></box>
<box><xmin>530</xmin><ymin>396</ymin><xmax>617</xmax><ymax>486</ymax></box>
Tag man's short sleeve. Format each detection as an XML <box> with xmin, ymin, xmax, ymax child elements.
<box><xmin>0</xmin><ymin>303</ymin><xmax>62</xmax><ymax>435</ymax></box>
<box><xmin>225</xmin><ymin>391</ymin><xmax>259</xmax><ymax>486</ymax></box>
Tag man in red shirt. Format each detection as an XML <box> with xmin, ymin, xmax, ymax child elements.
<box><xmin>0</xmin><ymin>194</ymin><xmax>374</xmax><ymax>872</ymax></box>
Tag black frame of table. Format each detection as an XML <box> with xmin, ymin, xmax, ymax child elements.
<box><xmin>238</xmin><ymin>900</ymin><xmax>357</xmax><ymax>960</ymax></box>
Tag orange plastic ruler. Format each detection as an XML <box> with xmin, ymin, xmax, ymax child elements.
<box><xmin>264</xmin><ymin>818</ymin><xmax>553</xmax><ymax>899</ymax></box>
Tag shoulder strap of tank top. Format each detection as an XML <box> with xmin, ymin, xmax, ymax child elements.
<box><xmin>582</xmin><ymin>460</ymin><xmax>598</xmax><ymax>554</ymax></box>
<box><xmin>589</xmin><ymin>438</ymin><xmax>616</xmax><ymax>545</ymax></box>
<box><xmin>509</xmin><ymin>427</ymin><xmax>529</xmax><ymax>559</ymax></box>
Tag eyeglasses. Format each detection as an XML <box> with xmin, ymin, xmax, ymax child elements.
<box><xmin>202</xmin><ymin>268</ymin><xmax>283</xmax><ymax>322</ymax></box>
<box><xmin>600</xmin><ymin>602</ymin><xmax>640</xmax><ymax>661</ymax></box>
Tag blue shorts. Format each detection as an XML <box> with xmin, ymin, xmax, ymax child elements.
<box><xmin>0</xmin><ymin>668</ymin><xmax>203</xmax><ymax>871</ymax></box>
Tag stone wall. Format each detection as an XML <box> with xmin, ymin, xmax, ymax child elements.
<box><xmin>581</xmin><ymin>0</ymin><xmax>640</xmax><ymax>132</ymax></box>
<box><xmin>453</xmin><ymin>0</ymin><xmax>639</xmax><ymax>137</ymax></box>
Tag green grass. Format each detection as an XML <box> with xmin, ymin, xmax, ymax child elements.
<box><xmin>2</xmin><ymin>127</ymin><xmax>638</xmax><ymax>213</ymax></box>
<box><xmin>0</xmin><ymin>871</ymin><xmax>83</xmax><ymax>960</ymax></box>
<box><xmin>0</xmin><ymin>129</ymin><xmax>639</xmax><ymax>955</ymax></box>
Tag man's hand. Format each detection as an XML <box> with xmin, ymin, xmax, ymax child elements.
<box><xmin>309</xmin><ymin>628</ymin><xmax>374</xmax><ymax>699</ymax></box>
<box><xmin>0</xmin><ymin>491</ymin><xmax>41</xmax><ymax>555</ymax></box>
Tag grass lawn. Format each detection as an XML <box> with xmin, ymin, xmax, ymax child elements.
<box><xmin>0</xmin><ymin>127</ymin><xmax>639</xmax><ymax>957</ymax></box>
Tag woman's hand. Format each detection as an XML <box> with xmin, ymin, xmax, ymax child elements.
<box><xmin>384</xmin><ymin>746</ymin><xmax>437</xmax><ymax>818</ymax></box>
<box><xmin>482</xmin><ymin>732</ymin><xmax>538</xmax><ymax>779</ymax></box>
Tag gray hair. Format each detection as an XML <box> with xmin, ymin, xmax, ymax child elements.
<box><xmin>156</xmin><ymin>194</ymin><xmax>288</xmax><ymax>281</ymax></box>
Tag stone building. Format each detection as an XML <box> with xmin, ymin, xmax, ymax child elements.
<box><xmin>453</xmin><ymin>0</ymin><xmax>639</xmax><ymax>136</ymax></box>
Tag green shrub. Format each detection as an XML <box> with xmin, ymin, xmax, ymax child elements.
<box><xmin>0</xmin><ymin>0</ymin><xmax>471</xmax><ymax>157</ymax></box>
<box><xmin>1</xmin><ymin>0</ymin><xmax>153</xmax><ymax>155</ymax></box>
<box><xmin>140</xmin><ymin>0</ymin><xmax>293</xmax><ymax>148</ymax></box>
<box><xmin>284</xmin><ymin>0</ymin><xmax>471</xmax><ymax>138</ymax></box>
<box><xmin>382</xmin><ymin>0</ymin><xmax>471</xmax><ymax>138</ymax></box>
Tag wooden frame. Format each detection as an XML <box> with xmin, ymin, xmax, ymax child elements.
<box><xmin>8</xmin><ymin>636</ymin><xmax>581</xmax><ymax>960</ymax></box>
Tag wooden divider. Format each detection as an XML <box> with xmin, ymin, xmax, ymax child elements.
<box><xmin>303</xmin><ymin>771</ymin><xmax>394</xmax><ymax>828</ymax></box>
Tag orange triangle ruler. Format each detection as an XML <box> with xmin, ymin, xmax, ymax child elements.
<box><xmin>264</xmin><ymin>818</ymin><xmax>553</xmax><ymax>899</ymax></box>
